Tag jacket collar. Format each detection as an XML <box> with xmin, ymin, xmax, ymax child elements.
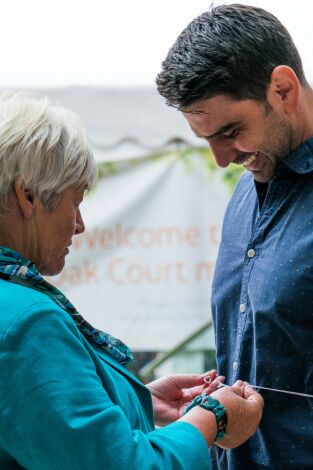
<box><xmin>279</xmin><ymin>135</ymin><xmax>313</xmax><ymax>175</ymax></box>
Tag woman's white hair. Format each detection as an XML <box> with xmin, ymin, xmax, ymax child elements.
<box><xmin>0</xmin><ymin>91</ymin><xmax>97</xmax><ymax>211</ymax></box>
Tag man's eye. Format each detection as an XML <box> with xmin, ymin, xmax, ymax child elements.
<box><xmin>223</xmin><ymin>128</ymin><xmax>239</xmax><ymax>139</ymax></box>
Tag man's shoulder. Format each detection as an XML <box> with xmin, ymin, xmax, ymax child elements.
<box><xmin>227</xmin><ymin>171</ymin><xmax>255</xmax><ymax>206</ymax></box>
<box><xmin>234</xmin><ymin>170</ymin><xmax>254</xmax><ymax>191</ymax></box>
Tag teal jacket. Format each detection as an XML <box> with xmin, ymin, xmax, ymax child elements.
<box><xmin>0</xmin><ymin>279</ymin><xmax>211</xmax><ymax>469</ymax></box>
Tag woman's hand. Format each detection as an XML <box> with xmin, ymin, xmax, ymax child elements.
<box><xmin>147</xmin><ymin>370</ymin><xmax>224</xmax><ymax>426</ymax></box>
<box><xmin>211</xmin><ymin>381</ymin><xmax>264</xmax><ymax>449</ymax></box>
<box><xmin>180</xmin><ymin>380</ymin><xmax>264</xmax><ymax>448</ymax></box>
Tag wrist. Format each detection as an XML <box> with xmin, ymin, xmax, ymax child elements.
<box><xmin>184</xmin><ymin>393</ymin><xmax>228</xmax><ymax>442</ymax></box>
<box><xmin>179</xmin><ymin>405</ymin><xmax>217</xmax><ymax>446</ymax></box>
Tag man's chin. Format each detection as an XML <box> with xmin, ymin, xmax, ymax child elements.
<box><xmin>244</xmin><ymin>159</ymin><xmax>276</xmax><ymax>183</ymax></box>
<box><xmin>249</xmin><ymin>169</ymin><xmax>274</xmax><ymax>183</ymax></box>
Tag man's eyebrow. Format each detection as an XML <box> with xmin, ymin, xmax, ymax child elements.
<box><xmin>196</xmin><ymin>122</ymin><xmax>241</xmax><ymax>139</ymax></box>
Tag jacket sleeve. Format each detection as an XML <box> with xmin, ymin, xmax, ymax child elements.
<box><xmin>0</xmin><ymin>302</ymin><xmax>210</xmax><ymax>470</ymax></box>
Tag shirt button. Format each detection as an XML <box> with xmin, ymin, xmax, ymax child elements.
<box><xmin>247</xmin><ymin>248</ymin><xmax>256</xmax><ymax>258</ymax></box>
<box><xmin>232</xmin><ymin>361</ymin><xmax>238</xmax><ymax>371</ymax></box>
<box><xmin>240</xmin><ymin>303</ymin><xmax>246</xmax><ymax>313</ymax></box>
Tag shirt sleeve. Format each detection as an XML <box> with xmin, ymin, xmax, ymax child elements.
<box><xmin>0</xmin><ymin>302</ymin><xmax>210</xmax><ymax>470</ymax></box>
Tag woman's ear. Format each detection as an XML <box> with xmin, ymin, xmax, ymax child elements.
<box><xmin>267</xmin><ymin>65</ymin><xmax>301</xmax><ymax>114</ymax></box>
<box><xmin>14</xmin><ymin>178</ymin><xmax>35</xmax><ymax>220</ymax></box>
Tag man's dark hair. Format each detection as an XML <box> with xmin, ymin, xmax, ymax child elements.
<box><xmin>156</xmin><ymin>3</ymin><xmax>307</xmax><ymax>109</ymax></box>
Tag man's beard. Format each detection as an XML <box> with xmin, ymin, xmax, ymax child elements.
<box><xmin>253</xmin><ymin>110</ymin><xmax>295</xmax><ymax>183</ymax></box>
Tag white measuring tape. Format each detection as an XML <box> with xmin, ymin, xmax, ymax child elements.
<box><xmin>216</xmin><ymin>381</ymin><xmax>313</xmax><ymax>399</ymax></box>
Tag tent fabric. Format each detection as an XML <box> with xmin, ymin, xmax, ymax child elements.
<box><xmin>13</xmin><ymin>86</ymin><xmax>204</xmax><ymax>162</ymax></box>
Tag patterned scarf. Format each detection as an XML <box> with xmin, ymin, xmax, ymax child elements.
<box><xmin>0</xmin><ymin>246</ymin><xmax>133</xmax><ymax>365</ymax></box>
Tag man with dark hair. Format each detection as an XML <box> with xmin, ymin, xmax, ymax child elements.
<box><xmin>157</xmin><ymin>3</ymin><xmax>313</xmax><ymax>469</ymax></box>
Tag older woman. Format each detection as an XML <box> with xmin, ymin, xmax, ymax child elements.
<box><xmin>0</xmin><ymin>93</ymin><xmax>263</xmax><ymax>469</ymax></box>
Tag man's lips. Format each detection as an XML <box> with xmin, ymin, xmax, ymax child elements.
<box><xmin>233</xmin><ymin>152</ymin><xmax>258</xmax><ymax>166</ymax></box>
<box><xmin>242</xmin><ymin>154</ymin><xmax>257</xmax><ymax>166</ymax></box>
<box><xmin>233</xmin><ymin>151</ymin><xmax>266</xmax><ymax>171</ymax></box>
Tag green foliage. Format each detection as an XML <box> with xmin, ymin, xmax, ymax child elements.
<box><xmin>97</xmin><ymin>161</ymin><xmax>118</xmax><ymax>179</ymax></box>
<box><xmin>96</xmin><ymin>147</ymin><xmax>244</xmax><ymax>194</ymax></box>
<box><xmin>97</xmin><ymin>150</ymin><xmax>172</xmax><ymax>179</ymax></box>
<box><xmin>189</xmin><ymin>147</ymin><xmax>244</xmax><ymax>193</ymax></box>
<box><xmin>222</xmin><ymin>163</ymin><xmax>245</xmax><ymax>192</ymax></box>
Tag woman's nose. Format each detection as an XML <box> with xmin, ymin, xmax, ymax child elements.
<box><xmin>75</xmin><ymin>209</ymin><xmax>85</xmax><ymax>234</ymax></box>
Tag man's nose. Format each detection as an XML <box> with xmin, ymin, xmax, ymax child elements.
<box><xmin>208</xmin><ymin>139</ymin><xmax>236</xmax><ymax>168</ymax></box>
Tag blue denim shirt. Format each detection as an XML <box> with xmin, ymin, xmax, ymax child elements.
<box><xmin>210</xmin><ymin>137</ymin><xmax>313</xmax><ymax>470</ymax></box>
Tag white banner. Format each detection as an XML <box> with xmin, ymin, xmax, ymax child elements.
<box><xmin>49</xmin><ymin>153</ymin><xmax>230</xmax><ymax>351</ymax></box>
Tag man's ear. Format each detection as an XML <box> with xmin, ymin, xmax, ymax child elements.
<box><xmin>267</xmin><ymin>65</ymin><xmax>300</xmax><ymax>113</ymax></box>
<box><xmin>14</xmin><ymin>178</ymin><xmax>35</xmax><ymax>220</ymax></box>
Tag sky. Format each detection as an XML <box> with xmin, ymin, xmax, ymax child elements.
<box><xmin>2</xmin><ymin>0</ymin><xmax>313</xmax><ymax>88</ymax></box>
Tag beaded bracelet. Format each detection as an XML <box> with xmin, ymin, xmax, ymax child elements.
<box><xmin>184</xmin><ymin>393</ymin><xmax>228</xmax><ymax>441</ymax></box>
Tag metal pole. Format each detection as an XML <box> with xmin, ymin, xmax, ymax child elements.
<box><xmin>139</xmin><ymin>319</ymin><xmax>213</xmax><ymax>380</ymax></box>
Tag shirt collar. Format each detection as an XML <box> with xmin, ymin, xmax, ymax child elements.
<box><xmin>279</xmin><ymin>135</ymin><xmax>313</xmax><ymax>174</ymax></box>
